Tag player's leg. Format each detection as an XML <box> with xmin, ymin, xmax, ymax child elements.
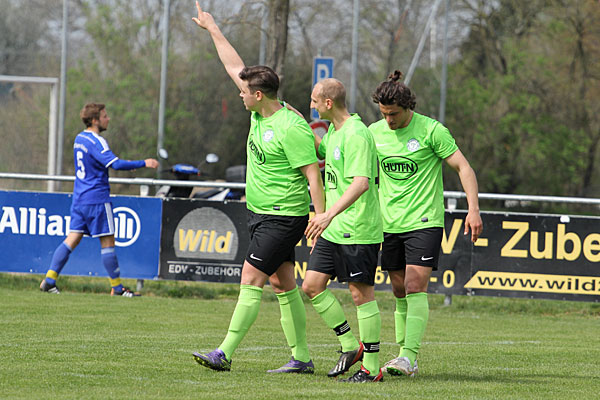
<box><xmin>388</xmin><ymin>269</ymin><xmax>407</xmax><ymax>354</ymax></box>
<box><xmin>267</xmin><ymin>261</ymin><xmax>314</xmax><ymax>373</ymax></box>
<box><xmin>304</xmin><ymin>238</ymin><xmax>362</xmax><ymax>377</ymax></box>
<box><xmin>194</xmin><ymin>261</ymin><xmax>267</xmax><ymax>371</ymax></box>
<box><xmin>379</xmin><ymin>232</ymin><xmax>408</xmax><ymax>364</ymax></box>
<box><xmin>195</xmin><ymin>212</ymin><xmax>284</xmax><ymax>371</ymax></box>
<box><xmin>97</xmin><ymin>234</ymin><xmax>135</xmax><ymax>296</ymax></box>
<box><xmin>399</xmin><ymin>265</ymin><xmax>431</xmax><ymax>371</ymax></box>
<box><xmin>41</xmin><ymin>231</ymin><xmax>83</xmax><ymax>293</ymax></box>
<box><xmin>388</xmin><ymin>228</ymin><xmax>441</xmax><ymax>377</ymax></box>
<box><xmin>264</xmin><ymin>214</ymin><xmax>313</xmax><ymax>372</ymax></box>
<box><xmin>342</xmin><ymin>243</ymin><xmax>382</xmax><ymax>382</ymax></box>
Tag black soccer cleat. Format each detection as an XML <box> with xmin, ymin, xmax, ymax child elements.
<box><xmin>328</xmin><ymin>342</ymin><xmax>364</xmax><ymax>377</ymax></box>
<box><xmin>341</xmin><ymin>365</ymin><xmax>383</xmax><ymax>383</ymax></box>
<box><xmin>40</xmin><ymin>279</ymin><xmax>60</xmax><ymax>294</ymax></box>
<box><xmin>111</xmin><ymin>287</ymin><xmax>140</xmax><ymax>297</ymax></box>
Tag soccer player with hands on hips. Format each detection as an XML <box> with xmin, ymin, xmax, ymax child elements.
<box><xmin>191</xmin><ymin>2</ymin><xmax>326</xmax><ymax>374</ymax></box>
<box><xmin>40</xmin><ymin>103</ymin><xmax>159</xmax><ymax>297</ymax></box>
<box><xmin>369</xmin><ymin>70</ymin><xmax>483</xmax><ymax>377</ymax></box>
<box><xmin>303</xmin><ymin>78</ymin><xmax>384</xmax><ymax>383</ymax></box>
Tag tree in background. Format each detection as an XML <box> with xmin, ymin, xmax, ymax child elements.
<box><xmin>1</xmin><ymin>0</ymin><xmax>599</xmax><ymax>200</ymax></box>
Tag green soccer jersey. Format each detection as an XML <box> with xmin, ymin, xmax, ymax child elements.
<box><xmin>318</xmin><ymin>114</ymin><xmax>383</xmax><ymax>244</ymax></box>
<box><xmin>245</xmin><ymin>106</ymin><xmax>318</xmax><ymax>216</ymax></box>
<box><xmin>369</xmin><ymin>112</ymin><xmax>458</xmax><ymax>233</ymax></box>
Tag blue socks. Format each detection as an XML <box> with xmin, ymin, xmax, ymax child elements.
<box><xmin>101</xmin><ymin>247</ymin><xmax>123</xmax><ymax>291</ymax></box>
<box><xmin>45</xmin><ymin>242</ymin><xmax>73</xmax><ymax>284</ymax></box>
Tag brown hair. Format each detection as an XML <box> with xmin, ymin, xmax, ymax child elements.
<box><xmin>239</xmin><ymin>65</ymin><xmax>279</xmax><ymax>99</ymax></box>
<box><xmin>371</xmin><ymin>70</ymin><xmax>416</xmax><ymax>110</ymax></box>
<box><xmin>80</xmin><ymin>103</ymin><xmax>105</xmax><ymax>127</ymax></box>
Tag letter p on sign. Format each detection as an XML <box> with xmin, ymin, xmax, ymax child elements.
<box><xmin>312</xmin><ymin>57</ymin><xmax>334</xmax><ymax>120</ymax></box>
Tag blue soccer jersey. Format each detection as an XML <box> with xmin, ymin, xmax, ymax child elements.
<box><xmin>72</xmin><ymin>130</ymin><xmax>119</xmax><ymax>205</ymax></box>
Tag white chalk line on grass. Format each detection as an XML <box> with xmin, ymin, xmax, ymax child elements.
<box><xmin>187</xmin><ymin>340</ymin><xmax>542</xmax><ymax>353</ymax></box>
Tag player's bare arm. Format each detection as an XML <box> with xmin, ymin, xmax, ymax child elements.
<box><xmin>192</xmin><ymin>1</ymin><xmax>245</xmax><ymax>91</ymax></box>
<box><xmin>300</xmin><ymin>163</ymin><xmax>326</xmax><ymax>216</ymax></box>
<box><xmin>305</xmin><ymin>176</ymin><xmax>369</xmax><ymax>241</ymax></box>
<box><xmin>445</xmin><ymin>149</ymin><xmax>483</xmax><ymax>242</ymax></box>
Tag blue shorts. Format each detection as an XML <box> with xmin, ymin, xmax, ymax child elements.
<box><xmin>69</xmin><ymin>202</ymin><xmax>115</xmax><ymax>237</ymax></box>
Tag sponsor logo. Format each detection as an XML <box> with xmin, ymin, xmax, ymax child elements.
<box><xmin>263</xmin><ymin>129</ymin><xmax>274</xmax><ymax>142</ymax></box>
<box><xmin>465</xmin><ymin>271</ymin><xmax>600</xmax><ymax>296</ymax></box>
<box><xmin>249</xmin><ymin>253</ymin><xmax>263</xmax><ymax>262</ymax></box>
<box><xmin>333</xmin><ymin>146</ymin><xmax>341</xmax><ymax>160</ymax></box>
<box><xmin>380</xmin><ymin>156</ymin><xmax>418</xmax><ymax>180</ymax></box>
<box><xmin>0</xmin><ymin>206</ymin><xmax>70</xmax><ymax>236</ymax></box>
<box><xmin>167</xmin><ymin>262</ymin><xmax>242</xmax><ymax>277</ymax></box>
<box><xmin>325</xmin><ymin>164</ymin><xmax>338</xmax><ymax>190</ymax></box>
<box><xmin>113</xmin><ymin>207</ymin><xmax>141</xmax><ymax>247</ymax></box>
<box><xmin>407</xmin><ymin>138</ymin><xmax>420</xmax><ymax>152</ymax></box>
<box><xmin>174</xmin><ymin>207</ymin><xmax>239</xmax><ymax>260</ymax></box>
<box><xmin>421</xmin><ymin>256</ymin><xmax>434</xmax><ymax>261</ymax></box>
<box><xmin>0</xmin><ymin>205</ymin><xmax>141</xmax><ymax>247</ymax></box>
<box><xmin>248</xmin><ymin>137</ymin><xmax>266</xmax><ymax>165</ymax></box>
<box><xmin>349</xmin><ymin>271</ymin><xmax>363</xmax><ymax>277</ymax></box>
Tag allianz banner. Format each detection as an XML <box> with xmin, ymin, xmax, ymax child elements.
<box><xmin>0</xmin><ymin>190</ymin><xmax>162</xmax><ymax>280</ymax></box>
<box><xmin>160</xmin><ymin>201</ymin><xmax>600</xmax><ymax>302</ymax></box>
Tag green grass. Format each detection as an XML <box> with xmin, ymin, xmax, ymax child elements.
<box><xmin>1</xmin><ymin>274</ymin><xmax>599</xmax><ymax>399</ymax></box>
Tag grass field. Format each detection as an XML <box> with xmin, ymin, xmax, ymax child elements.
<box><xmin>1</xmin><ymin>274</ymin><xmax>599</xmax><ymax>399</ymax></box>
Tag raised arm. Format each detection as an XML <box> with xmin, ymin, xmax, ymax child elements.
<box><xmin>192</xmin><ymin>2</ymin><xmax>245</xmax><ymax>91</ymax></box>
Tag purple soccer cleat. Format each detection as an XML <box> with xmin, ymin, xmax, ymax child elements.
<box><xmin>193</xmin><ymin>349</ymin><xmax>231</xmax><ymax>371</ymax></box>
<box><xmin>267</xmin><ymin>357</ymin><xmax>315</xmax><ymax>374</ymax></box>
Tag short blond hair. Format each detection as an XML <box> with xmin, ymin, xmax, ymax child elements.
<box><xmin>315</xmin><ymin>78</ymin><xmax>346</xmax><ymax>108</ymax></box>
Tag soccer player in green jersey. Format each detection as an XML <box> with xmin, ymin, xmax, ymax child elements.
<box><xmin>191</xmin><ymin>2</ymin><xmax>325</xmax><ymax>374</ymax></box>
<box><xmin>303</xmin><ymin>78</ymin><xmax>384</xmax><ymax>383</ymax></box>
<box><xmin>370</xmin><ymin>70</ymin><xmax>483</xmax><ymax>377</ymax></box>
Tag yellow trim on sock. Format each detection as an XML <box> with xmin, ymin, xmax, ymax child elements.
<box><xmin>109</xmin><ymin>277</ymin><xmax>122</xmax><ymax>287</ymax></box>
<box><xmin>46</xmin><ymin>270</ymin><xmax>58</xmax><ymax>280</ymax></box>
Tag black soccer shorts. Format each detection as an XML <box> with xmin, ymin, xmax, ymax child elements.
<box><xmin>308</xmin><ymin>237</ymin><xmax>380</xmax><ymax>285</ymax></box>
<box><xmin>381</xmin><ymin>227</ymin><xmax>443</xmax><ymax>271</ymax></box>
<box><xmin>245</xmin><ymin>210</ymin><xmax>308</xmax><ymax>276</ymax></box>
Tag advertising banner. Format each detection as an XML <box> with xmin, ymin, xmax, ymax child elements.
<box><xmin>159</xmin><ymin>201</ymin><xmax>600</xmax><ymax>302</ymax></box>
<box><xmin>0</xmin><ymin>190</ymin><xmax>162</xmax><ymax>279</ymax></box>
<box><xmin>159</xmin><ymin>198</ymin><xmax>248</xmax><ymax>282</ymax></box>
<box><xmin>453</xmin><ymin>211</ymin><xmax>600</xmax><ymax>301</ymax></box>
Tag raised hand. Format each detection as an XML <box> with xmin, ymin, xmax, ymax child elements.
<box><xmin>192</xmin><ymin>1</ymin><xmax>216</xmax><ymax>30</ymax></box>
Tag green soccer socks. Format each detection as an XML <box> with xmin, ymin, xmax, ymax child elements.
<box><xmin>311</xmin><ymin>289</ymin><xmax>360</xmax><ymax>352</ymax></box>
<box><xmin>400</xmin><ymin>292</ymin><xmax>429</xmax><ymax>364</ymax></box>
<box><xmin>219</xmin><ymin>284</ymin><xmax>263</xmax><ymax>360</ymax></box>
<box><xmin>395</xmin><ymin>296</ymin><xmax>408</xmax><ymax>351</ymax></box>
<box><xmin>357</xmin><ymin>300</ymin><xmax>381</xmax><ymax>374</ymax></box>
<box><xmin>276</xmin><ymin>286</ymin><xmax>310</xmax><ymax>363</ymax></box>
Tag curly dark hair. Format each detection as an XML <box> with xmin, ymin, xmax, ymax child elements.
<box><xmin>371</xmin><ymin>70</ymin><xmax>416</xmax><ymax>110</ymax></box>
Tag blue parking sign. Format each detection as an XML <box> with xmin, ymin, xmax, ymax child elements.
<box><xmin>312</xmin><ymin>57</ymin><xmax>334</xmax><ymax>120</ymax></box>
